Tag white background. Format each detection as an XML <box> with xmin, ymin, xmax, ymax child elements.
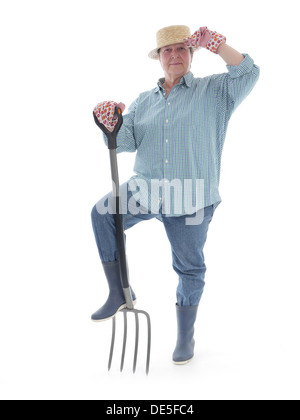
<box><xmin>0</xmin><ymin>0</ymin><xmax>299</xmax><ymax>400</ymax></box>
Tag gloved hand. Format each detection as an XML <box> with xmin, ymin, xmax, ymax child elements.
<box><xmin>184</xmin><ymin>26</ymin><xmax>226</xmax><ymax>54</ymax></box>
<box><xmin>93</xmin><ymin>101</ymin><xmax>125</xmax><ymax>132</ymax></box>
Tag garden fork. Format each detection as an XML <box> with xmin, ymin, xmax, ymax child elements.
<box><xmin>93</xmin><ymin>106</ymin><xmax>151</xmax><ymax>375</ymax></box>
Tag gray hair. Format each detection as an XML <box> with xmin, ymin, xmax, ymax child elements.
<box><xmin>157</xmin><ymin>47</ymin><xmax>194</xmax><ymax>56</ymax></box>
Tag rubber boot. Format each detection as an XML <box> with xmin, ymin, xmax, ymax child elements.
<box><xmin>172</xmin><ymin>304</ymin><xmax>199</xmax><ymax>365</ymax></box>
<box><xmin>91</xmin><ymin>261</ymin><xmax>136</xmax><ymax>321</ymax></box>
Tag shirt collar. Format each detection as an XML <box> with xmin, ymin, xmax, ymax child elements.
<box><xmin>154</xmin><ymin>71</ymin><xmax>194</xmax><ymax>93</ymax></box>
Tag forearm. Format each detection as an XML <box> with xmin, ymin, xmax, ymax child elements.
<box><xmin>217</xmin><ymin>42</ymin><xmax>244</xmax><ymax>66</ymax></box>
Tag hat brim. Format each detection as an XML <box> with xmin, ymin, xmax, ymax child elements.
<box><xmin>148</xmin><ymin>45</ymin><xmax>201</xmax><ymax>60</ymax></box>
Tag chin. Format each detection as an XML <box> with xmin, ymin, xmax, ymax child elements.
<box><xmin>171</xmin><ymin>69</ymin><xmax>186</xmax><ymax>76</ymax></box>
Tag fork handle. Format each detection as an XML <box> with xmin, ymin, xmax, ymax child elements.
<box><xmin>93</xmin><ymin>108</ymin><xmax>134</xmax><ymax>309</ymax></box>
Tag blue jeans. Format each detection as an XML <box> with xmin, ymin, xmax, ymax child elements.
<box><xmin>91</xmin><ymin>183</ymin><xmax>214</xmax><ymax>306</ymax></box>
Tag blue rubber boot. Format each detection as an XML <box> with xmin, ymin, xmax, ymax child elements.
<box><xmin>173</xmin><ymin>304</ymin><xmax>199</xmax><ymax>365</ymax></box>
<box><xmin>91</xmin><ymin>261</ymin><xmax>136</xmax><ymax>321</ymax></box>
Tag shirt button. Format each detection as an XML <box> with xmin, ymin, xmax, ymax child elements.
<box><xmin>165</xmin><ymin>160</ymin><xmax>168</xmax><ymax>164</ymax></box>
<box><xmin>166</xmin><ymin>119</ymin><xmax>169</xmax><ymax>123</ymax></box>
<box><xmin>168</xmin><ymin>102</ymin><xmax>171</xmax><ymax>106</ymax></box>
<box><xmin>166</xmin><ymin>139</ymin><xmax>168</xmax><ymax>143</ymax></box>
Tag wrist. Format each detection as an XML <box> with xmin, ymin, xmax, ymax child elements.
<box><xmin>206</xmin><ymin>30</ymin><xmax>226</xmax><ymax>54</ymax></box>
<box><xmin>216</xmin><ymin>40</ymin><xmax>227</xmax><ymax>54</ymax></box>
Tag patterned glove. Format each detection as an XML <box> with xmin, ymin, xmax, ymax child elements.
<box><xmin>93</xmin><ymin>101</ymin><xmax>118</xmax><ymax>131</ymax></box>
<box><xmin>184</xmin><ymin>26</ymin><xmax>226</xmax><ymax>54</ymax></box>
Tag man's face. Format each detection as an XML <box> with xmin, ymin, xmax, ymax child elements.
<box><xmin>158</xmin><ymin>43</ymin><xmax>193</xmax><ymax>79</ymax></box>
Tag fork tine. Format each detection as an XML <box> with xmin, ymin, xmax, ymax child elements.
<box><xmin>134</xmin><ymin>310</ymin><xmax>151</xmax><ymax>374</ymax></box>
<box><xmin>133</xmin><ymin>312</ymin><xmax>139</xmax><ymax>373</ymax></box>
<box><xmin>108</xmin><ymin>316</ymin><xmax>116</xmax><ymax>371</ymax></box>
<box><xmin>120</xmin><ymin>310</ymin><xmax>128</xmax><ymax>372</ymax></box>
<box><xmin>144</xmin><ymin>312</ymin><xmax>151</xmax><ymax>375</ymax></box>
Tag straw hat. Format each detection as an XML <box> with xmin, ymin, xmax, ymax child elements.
<box><xmin>148</xmin><ymin>25</ymin><xmax>200</xmax><ymax>60</ymax></box>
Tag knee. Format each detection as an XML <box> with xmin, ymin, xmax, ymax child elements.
<box><xmin>91</xmin><ymin>204</ymin><xmax>114</xmax><ymax>232</ymax></box>
<box><xmin>91</xmin><ymin>204</ymin><xmax>99</xmax><ymax>226</ymax></box>
<box><xmin>91</xmin><ymin>204</ymin><xmax>105</xmax><ymax>227</ymax></box>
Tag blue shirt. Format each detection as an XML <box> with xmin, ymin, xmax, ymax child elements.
<box><xmin>103</xmin><ymin>53</ymin><xmax>260</xmax><ymax>220</ymax></box>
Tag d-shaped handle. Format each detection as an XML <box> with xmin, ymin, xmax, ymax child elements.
<box><xmin>93</xmin><ymin>107</ymin><xmax>123</xmax><ymax>150</ymax></box>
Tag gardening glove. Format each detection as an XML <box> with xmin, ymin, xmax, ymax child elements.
<box><xmin>184</xmin><ymin>26</ymin><xmax>226</xmax><ymax>54</ymax></box>
<box><xmin>93</xmin><ymin>101</ymin><xmax>125</xmax><ymax>132</ymax></box>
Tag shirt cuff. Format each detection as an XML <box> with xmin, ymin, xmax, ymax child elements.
<box><xmin>226</xmin><ymin>54</ymin><xmax>255</xmax><ymax>78</ymax></box>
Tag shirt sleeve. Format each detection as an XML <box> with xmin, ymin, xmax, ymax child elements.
<box><xmin>213</xmin><ymin>53</ymin><xmax>260</xmax><ymax>115</ymax></box>
<box><xmin>102</xmin><ymin>96</ymin><xmax>139</xmax><ymax>154</ymax></box>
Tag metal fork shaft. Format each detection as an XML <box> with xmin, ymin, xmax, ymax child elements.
<box><xmin>107</xmin><ymin>309</ymin><xmax>151</xmax><ymax>375</ymax></box>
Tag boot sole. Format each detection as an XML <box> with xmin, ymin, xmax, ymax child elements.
<box><xmin>91</xmin><ymin>300</ymin><xmax>137</xmax><ymax>322</ymax></box>
<box><xmin>173</xmin><ymin>356</ymin><xmax>194</xmax><ymax>365</ymax></box>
